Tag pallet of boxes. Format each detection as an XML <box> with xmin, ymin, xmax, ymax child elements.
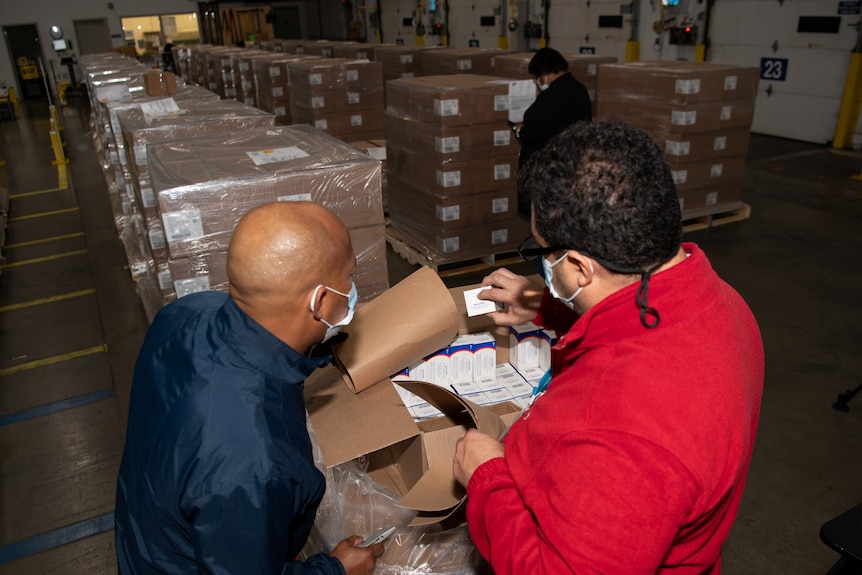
<box><xmin>253</xmin><ymin>53</ymin><xmax>321</xmax><ymax>125</ymax></box>
<box><xmin>147</xmin><ymin>124</ymin><xmax>389</xmax><ymax>318</ymax></box>
<box><xmin>596</xmin><ymin>61</ymin><xmax>759</xmax><ymax>226</ymax></box>
<box><xmin>300</xmin><ymin>265</ymin><xmax>554</xmax><ymax>571</ymax></box>
<box><xmin>384</xmin><ymin>74</ymin><xmax>536</xmax><ymax>272</ymax></box>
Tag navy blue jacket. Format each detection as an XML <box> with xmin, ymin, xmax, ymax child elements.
<box><xmin>115</xmin><ymin>291</ymin><xmax>343</xmax><ymax>575</ymax></box>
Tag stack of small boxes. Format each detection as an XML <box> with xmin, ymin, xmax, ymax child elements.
<box><xmin>491</xmin><ymin>51</ymin><xmax>617</xmax><ymax>115</ymax></box>
<box><xmin>253</xmin><ymin>53</ymin><xmax>320</xmax><ymax>125</ymax></box>
<box><xmin>596</xmin><ymin>61</ymin><xmax>759</xmax><ymax>218</ymax></box>
<box><xmin>232</xmin><ymin>50</ymin><xmax>272</xmax><ymax>108</ymax></box>
<box><xmin>203</xmin><ymin>46</ymin><xmax>246</xmax><ymax>99</ymax></box>
<box><xmin>391</xmin><ymin>322</ymin><xmax>557</xmax><ymax>420</ymax></box>
<box><xmin>385</xmin><ymin>74</ymin><xmax>531</xmax><ymax>263</ymax></box>
<box><xmin>288</xmin><ymin>58</ymin><xmax>386</xmax><ymax>141</ymax></box>
<box><xmin>373</xmin><ymin>45</ymin><xmax>442</xmax><ymax>82</ymax></box>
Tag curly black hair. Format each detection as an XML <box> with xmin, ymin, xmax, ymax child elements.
<box><xmin>527</xmin><ymin>48</ymin><xmax>569</xmax><ymax>76</ymax></box>
<box><xmin>525</xmin><ymin>120</ymin><xmax>682</xmax><ymax>273</ymax></box>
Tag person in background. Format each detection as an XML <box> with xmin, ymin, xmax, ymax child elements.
<box><xmin>513</xmin><ymin>47</ymin><xmax>592</xmax><ymax>215</ymax></box>
<box><xmin>454</xmin><ymin>121</ymin><xmax>764</xmax><ymax>574</ymax></box>
<box><xmin>115</xmin><ymin>201</ymin><xmax>384</xmax><ymax>575</ymax></box>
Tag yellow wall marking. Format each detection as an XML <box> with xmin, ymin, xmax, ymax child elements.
<box><xmin>4</xmin><ymin>232</ymin><xmax>85</xmax><ymax>249</ymax></box>
<box><xmin>0</xmin><ymin>288</ymin><xmax>96</xmax><ymax>313</ymax></box>
<box><xmin>0</xmin><ymin>344</ymin><xmax>107</xmax><ymax>376</ymax></box>
<box><xmin>0</xmin><ymin>249</ymin><xmax>88</xmax><ymax>269</ymax></box>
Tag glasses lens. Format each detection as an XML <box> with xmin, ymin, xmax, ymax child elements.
<box><xmin>518</xmin><ymin>236</ymin><xmax>540</xmax><ymax>261</ymax></box>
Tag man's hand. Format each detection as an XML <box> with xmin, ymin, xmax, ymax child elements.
<box><xmin>331</xmin><ymin>536</ymin><xmax>384</xmax><ymax>575</ymax></box>
<box><xmin>453</xmin><ymin>429</ymin><xmax>505</xmax><ymax>488</ymax></box>
<box><xmin>477</xmin><ymin>268</ymin><xmax>544</xmax><ymax>326</ymax></box>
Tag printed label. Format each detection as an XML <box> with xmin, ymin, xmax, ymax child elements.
<box><xmin>245</xmin><ymin>97</ymin><xmax>256</xmax><ymax>106</ymax></box>
<box><xmin>435</xmin><ymin>204</ymin><xmax>461</xmax><ymax>221</ymax></box>
<box><xmin>246</xmin><ymin>147</ymin><xmax>311</xmax><ymax>165</ymax></box>
<box><xmin>400</xmin><ymin>72</ymin><xmax>414</xmax><ymax>79</ymax></box>
<box><xmin>665</xmin><ymin>140</ymin><xmax>691</xmax><ymax>156</ymax></box>
<box><xmin>671</xmin><ymin>170</ymin><xmax>688</xmax><ymax>184</ymax></box>
<box><xmin>671</xmin><ymin>110</ymin><xmax>697</xmax><ymax>126</ymax></box>
<box><xmin>720</xmin><ymin>105</ymin><xmax>733</xmax><ymax>121</ymax></box>
<box><xmin>162</xmin><ymin>209</ymin><xmax>204</xmax><ymax>243</ymax></box>
<box><xmin>587</xmin><ymin>64</ymin><xmax>598</xmax><ymax>76</ymax></box>
<box><xmin>491</xmin><ymin>229</ymin><xmax>508</xmax><ymax>245</ymax></box>
<box><xmin>675</xmin><ymin>78</ymin><xmax>701</xmax><ymax>94</ymax></box>
<box><xmin>494</xmin><ymin>130</ymin><xmax>511</xmax><ymax>146</ymax></box>
<box><xmin>311</xmin><ymin>96</ymin><xmax>325</xmax><ymax>109</ymax></box>
<box><xmin>706</xmin><ymin>191</ymin><xmax>718</xmax><ymax>206</ymax></box>
<box><xmin>274</xmin><ymin>106</ymin><xmax>286</xmax><ymax>116</ymax></box>
<box><xmin>272</xmin><ymin>86</ymin><xmax>284</xmax><ymax>98</ymax></box>
<box><xmin>348</xmin><ymin>91</ymin><xmax>360</xmax><ymax>104</ymax></box>
<box><xmin>278</xmin><ymin>193</ymin><xmax>313</xmax><ymax>202</ymax></box>
<box><xmin>269</xmin><ymin>66</ymin><xmax>281</xmax><ymax>77</ymax></box>
<box><xmin>350</xmin><ymin>114</ymin><xmax>363</xmax><ymax>126</ymax></box>
<box><xmin>434</xmin><ymin>98</ymin><xmax>460</xmax><ymax>116</ymax></box>
<box><xmin>494</xmin><ymin>164</ymin><xmax>511</xmax><ymax>180</ymax></box>
<box><xmin>134</xmin><ymin>144</ymin><xmax>148</xmax><ymax>166</ymax></box>
<box><xmin>225</xmin><ymin>87</ymin><xmax>236</xmax><ymax>98</ymax></box>
<box><xmin>239</xmin><ymin>62</ymin><xmax>250</xmax><ymax>72</ymax></box>
<box><xmin>141</xmin><ymin>187</ymin><xmax>157</xmax><ymax>208</ymax></box>
<box><xmin>157</xmin><ymin>269</ymin><xmax>173</xmax><ymax>291</ymax></box>
<box><xmin>494</xmin><ymin>94</ymin><xmax>509</xmax><ymax>111</ymax></box>
<box><xmin>357</xmin><ymin>51</ymin><xmax>368</xmax><ymax>59</ymax></box>
<box><xmin>724</xmin><ymin>75</ymin><xmax>738</xmax><ymax>91</ymax></box>
<box><xmin>140</xmin><ymin>98</ymin><xmax>181</xmax><ymax>119</ymax></box>
<box><xmin>710</xmin><ymin>163</ymin><xmax>724</xmax><ymax>178</ymax></box>
<box><xmin>400</xmin><ymin>54</ymin><xmax>413</xmax><ymax>64</ymax></box>
<box><xmin>148</xmin><ymin>227</ymin><xmax>166</xmax><ymax>250</ymax></box>
<box><xmin>435</xmin><ymin>136</ymin><xmax>460</xmax><ymax>153</ymax></box>
<box><xmin>456</xmin><ymin>59</ymin><xmax>472</xmax><ymax>70</ymax></box>
<box><xmin>436</xmin><ymin>170</ymin><xmax>462</xmax><ymax>187</ymax></box>
<box><xmin>315</xmin><ymin>119</ymin><xmax>328</xmax><ymax>130</ymax></box>
<box><xmin>713</xmin><ymin>136</ymin><xmax>727</xmax><ymax>150</ymax></box>
<box><xmin>174</xmin><ymin>277</ymin><xmax>211</xmax><ymax>299</ymax></box>
<box><xmin>242</xmin><ymin>80</ymin><xmax>252</xmax><ymax>91</ymax></box>
<box><xmin>309</xmin><ymin>73</ymin><xmax>323</xmax><ymax>85</ymax></box>
<box><xmin>347</xmin><ymin>69</ymin><xmax>359</xmax><ymax>82</ymax></box>
<box><xmin>492</xmin><ymin>197</ymin><xmax>509</xmax><ymax>214</ymax></box>
<box><xmin>437</xmin><ymin>236</ymin><xmax>460</xmax><ymax>253</ymax></box>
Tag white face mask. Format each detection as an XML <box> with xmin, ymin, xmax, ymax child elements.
<box><xmin>542</xmin><ymin>255</ymin><xmax>593</xmax><ymax>310</ymax></box>
<box><xmin>310</xmin><ymin>281</ymin><xmax>357</xmax><ymax>343</ymax></box>
<box><xmin>536</xmin><ymin>76</ymin><xmax>550</xmax><ymax>92</ymax></box>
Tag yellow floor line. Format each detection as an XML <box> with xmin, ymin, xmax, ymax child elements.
<box><xmin>7</xmin><ymin>207</ymin><xmax>79</xmax><ymax>222</ymax></box>
<box><xmin>0</xmin><ymin>288</ymin><xmax>96</xmax><ymax>313</ymax></box>
<box><xmin>4</xmin><ymin>232</ymin><xmax>85</xmax><ymax>249</ymax></box>
<box><xmin>8</xmin><ymin>165</ymin><xmax>69</xmax><ymax>197</ymax></box>
<box><xmin>0</xmin><ymin>249</ymin><xmax>88</xmax><ymax>269</ymax></box>
<box><xmin>0</xmin><ymin>344</ymin><xmax>107</xmax><ymax>376</ymax></box>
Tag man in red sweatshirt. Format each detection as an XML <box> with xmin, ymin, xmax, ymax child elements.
<box><xmin>455</xmin><ymin>120</ymin><xmax>764</xmax><ymax>574</ymax></box>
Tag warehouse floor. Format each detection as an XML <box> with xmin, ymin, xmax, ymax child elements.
<box><xmin>1</xmin><ymin>96</ymin><xmax>860</xmax><ymax>574</ymax></box>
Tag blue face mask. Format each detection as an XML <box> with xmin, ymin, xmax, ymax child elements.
<box><xmin>310</xmin><ymin>281</ymin><xmax>357</xmax><ymax>343</ymax></box>
<box><xmin>541</xmin><ymin>255</ymin><xmax>582</xmax><ymax>310</ymax></box>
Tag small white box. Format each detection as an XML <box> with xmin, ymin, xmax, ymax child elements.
<box><xmin>517</xmin><ymin>365</ymin><xmax>547</xmax><ymax>383</ymax></box>
<box><xmin>424</xmin><ymin>351</ymin><xmax>450</xmax><ymax>387</ymax></box>
<box><xmin>509</xmin><ymin>322</ymin><xmax>543</xmax><ymax>370</ymax></box>
<box><xmin>451</xmin><ymin>380</ymin><xmax>483</xmax><ymax>395</ymax></box>
<box><xmin>503</xmin><ymin>379</ymin><xmax>533</xmax><ymax>398</ymax></box>
<box><xmin>539</xmin><ymin>329</ymin><xmax>557</xmax><ymax>370</ymax></box>
<box><xmin>484</xmin><ymin>387</ymin><xmax>516</xmax><ymax>405</ymax></box>
<box><xmin>463</xmin><ymin>286</ymin><xmax>502</xmax><ymax>317</ymax></box>
<box><xmin>410</xmin><ymin>403</ymin><xmax>444</xmax><ymax>420</ymax></box>
<box><xmin>447</xmin><ymin>335</ymin><xmax>474</xmax><ymax>385</ymax></box>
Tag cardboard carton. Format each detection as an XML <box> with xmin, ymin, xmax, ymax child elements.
<box><xmin>667</xmin><ymin>155</ymin><xmax>747</xmax><ymax>193</ymax></box>
<box><xmin>678</xmin><ymin>183</ymin><xmax>744</xmax><ymax>218</ymax></box>
<box><xmin>385</xmin><ymin>74</ymin><xmax>511</xmax><ymax>127</ymax></box>
<box><xmin>420</xmin><ymin>47</ymin><xmax>503</xmax><ymax>76</ymax></box>
<box><xmin>596</xmin><ymin>95</ymin><xmax>756</xmax><ymax>135</ymax></box>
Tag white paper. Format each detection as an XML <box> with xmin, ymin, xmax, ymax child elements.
<box><xmin>246</xmin><ymin>146</ymin><xmax>311</xmax><ymax>166</ymax></box>
<box><xmin>463</xmin><ymin>286</ymin><xmax>501</xmax><ymax>317</ymax></box>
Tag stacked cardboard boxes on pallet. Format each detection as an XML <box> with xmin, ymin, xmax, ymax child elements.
<box><xmin>596</xmin><ymin>61</ymin><xmax>759</xmax><ymax>218</ymax></box>
<box><xmin>147</xmin><ymin>125</ymin><xmax>388</xmax><ymax>309</ymax></box>
<box><xmin>232</xmin><ymin>50</ymin><xmax>273</xmax><ymax>108</ymax></box>
<box><xmin>253</xmin><ymin>53</ymin><xmax>321</xmax><ymax>125</ymax></box>
<box><xmin>288</xmin><ymin>58</ymin><xmax>386</xmax><ymax>141</ymax></box>
<box><xmin>385</xmin><ymin>74</ymin><xmax>534</xmax><ymax>263</ymax></box>
<box><xmin>492</xmin><ymin>51</ymin><xmax>617</xmax><ymax>115</ymax></box>
<box><xmin>373</xmin><ymin>45</ymin><xmax>442</xmax><ymax>81</ymax></box>
<box><xmin>331</xmin><ymin>42</ymin><xmax>377</xmax><ymax>60</ymax></box>
<box><xmin>348</xmin><ymin>139</ymin><xmax>388</xmax><ymax>213</ymax></box>
<box><xmin>420</xmin><ymin>47</ymin><xmax>503</xmax><ymax>77</ymax></box>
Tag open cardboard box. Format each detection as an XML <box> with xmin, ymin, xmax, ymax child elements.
<box><xmin>304</xmin><ymin>266</ymin><xmax>529</xmax><ymax>526</ymax></box>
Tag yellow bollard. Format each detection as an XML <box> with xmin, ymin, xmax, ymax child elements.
<box><xmin>50</xmin><ymin>105</ymin><xmax>64</xmax><ymax>132</ymax></box>
<box><xmin>50</xmin><ymin>130</ymin><xmax>69</xmax><ymax>165</ymax></box>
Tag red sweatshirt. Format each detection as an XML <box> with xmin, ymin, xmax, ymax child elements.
<box><xmin>466</xmin><ymin>243</ymin><xmax>764</xmax><ymax>574</ymax></box>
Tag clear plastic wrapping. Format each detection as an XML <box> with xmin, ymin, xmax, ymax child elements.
<box><xmin>372</xmin><ymin>45</ymin><xmax>443</xmax><ymax>81</ymax></box>
<box><xmin>385</xmin><ymin>75</ymin><xmax>511</xmax><ymax>127</ymax></box>
<box><xmin>147</xmin><ymin>124</ymin><xmax>384</xmax><ymax>259</ymax></box>
<box><xmin>419</xmin><ymin>47</ymin><xmax>503</xmax><ymax>77</ymax></box>
<box><xmin>253</xmin><ymin>54</ymin><xmax>322</xmax><ymax>123</ymax></box>
<box><xmin>596</xmin><ymin>95</ymin><xmax>756</xmax><ymax>135</ymax></box>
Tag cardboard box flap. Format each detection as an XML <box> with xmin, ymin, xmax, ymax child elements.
<box><xmin>334</xmin><ymin>266</ymin><xmax>460</xmax><ymax>393</ymax></box>
<box><xmin>398</xmin><ymin>463</ymin><xmax>463</xmax><ymax>512</ymax></box>
<box><xmin>305</xmin><ymin>365</ymin><xmax>419</xmax><ymax>468</ymax></box>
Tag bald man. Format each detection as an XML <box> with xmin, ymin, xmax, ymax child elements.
<box><xmin>115</xmin><ymin>202</ymin><xmax>382</xmax><ymax>575</ymax></box>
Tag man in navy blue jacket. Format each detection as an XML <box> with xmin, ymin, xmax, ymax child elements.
<box><xmin>115</xmin><ymin>201</ymin><xmax>383</xmax><ymax>575</ymax></box>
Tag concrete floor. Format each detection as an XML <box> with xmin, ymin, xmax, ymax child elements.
<box><xmin>0</xmin><ymin>96</ymin><xmax>860</xmax><ymax>574</ymax></box>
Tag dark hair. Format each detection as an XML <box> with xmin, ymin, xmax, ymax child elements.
<box><xmin>528</xmin><ymin>48</ymin><xmax>569</xmax><ymax>76</ymax></box>
<box><xmin>524</xmin><ymin>120</ymin><xmax>682</xmax><ymax>272</ymax></box>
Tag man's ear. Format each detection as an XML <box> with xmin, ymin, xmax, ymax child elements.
<box><xmin>565</xmin><ymin>250</ymin><xmax>596</xmax><ymax>285</ymax></box>
<box><xmin>308</xmin><ymin>285</ymin><xmax>325</xmax><ymax>319</ymax></box>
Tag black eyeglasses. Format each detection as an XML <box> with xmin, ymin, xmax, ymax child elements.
<box><xmin>517</xmin><ymin>236</ymin><xmax>567</xmax><ymax>262</ymax></box>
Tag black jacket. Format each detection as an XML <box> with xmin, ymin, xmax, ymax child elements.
<box><xmin>518</xmin><ymin>72</ymin><xmax>592</xmax><ymax>168</ymax></box>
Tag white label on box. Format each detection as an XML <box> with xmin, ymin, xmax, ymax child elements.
<box><xmin>710</xmin><ymin>163</ymin><xmax>723</xmax><ymax>178</ymax></box>
<box><xmin>272</xmin><ymin>86</ymin><xmax>284</xmax><ymax>97</ymax></box>
<box><xmin>269</xmin><ymin>66</ymin><xmax>281</xmax><ymax>77</ymax></box>
<box><xmin>141</xmin><ymin>187</ymin><xmax>156</xmax><ymax>208</ymax></box>
<box><xmin>157</xmin><ymin>269</ymin><xmax>173</xmax><ymax>291</ymax></box>
<box><xmin>140</xmin><ymin>98</ymin><xmax>181</xmax><ymax>120</ymax></box>
<box><xmin>174</xmin><ymin>276</ymin><xmax>211</xmax><ymax>299</ymax></box>
<box><xmin>724</xmin><ymin>75</ymin><xmax>738</xmax><ymax>91</ymax></box>
<box><xmin>665</xmin><ymin>140</ymin><xmax>691</xmax><ymax>156</ymax></box>
<box><xmin>400</xmin><ymin>54</ymin><xmax>413</xmax><ymax>64</ymax></box>
<box><xmin>494</xmin><ymin>94</ymin><xmax>509</xmax><ymax>112</ymax></box>
<box><xmin>246</xmin><ymin>146</ymin><xmax>310</xmax><ymax>165</ymax></box>
<box><xmin>240</xmin><ymin>62</ymin><xmax>250</xmax><ymax>72</ymax></box>
<box><xmin>400</xmin><ymin>72</ymin><xmax>414</xmax><ymax>79</ymax></box>
<box><xmin>451</xmin><ymin>381</ymin><xmax>483</xmax><ymax>395</ymax></box>
<box><xmin>671</xmin><ymin>169</ymin><xmax>688</xmax><ymax>184</ymax></box>
<box><xmin>274</xmin><ymin>106</ymin><xmax>286</xmax><ymax>116</ymax></box>
<box><xmin>221</xmin><ymin>57</ymin><xmax>232</xmax><ymax>67</ymax></box>
<box><xmin>322</xmin><ymin>49</ymin><xmax>332</xmax><ymax>57</ymax></box>
<box><xmin>347</xmin><ymin>91</ymin><xmax>360</xmax><ymax>104</ymax></box>
<box><xmin>491</xmin><ymin>229</ymin><xmax>508</xmax><ymax>245</ymax></box>
<box><xmin>437</xmin><ymin>236</ymin><xmax>460</xmax><ymax>253</ymax></box>
<box><xmin>309</xmin><ymin>73</ymin><xmax>323</xmax><ymax>85</ymax></box>
<box><xmin>315</xmin><ymin>119</ymin><xmax>328</xmax><ymax>130</ymax></box>
<box><xmin>435</xmin><ymin>136</ymin><xmax>460</xmax><ymax>153</ymax></box>
<box><xmin>208</xmin><ymin>82</ymin><xmax>217</xmax><ymax>91</ymax></box>
<box><xmin>224</xmin><ymin>71</ymin><xmax>234</xmax><ymax>83</ymax></box>
<box><xmin>350</xmin><ymin>114</ymin><xmax>363</xmax><ymax>126</ymax></box>
<box><xmin>485</xmin><ymin>387</ymin><xmax>515</xmax><ymax>405</ymax></box>
<box><xmin>134</xmin><ymin>144</ymin><xmax>147</xmax><ymax>166</ymax></box>
<box><xmin>163</xmin><ymin>209</ymin><xmax>204</xmax><ymax>243</ymax></box>
<box><xmin>437</xmin><ymin>170</ymin><xmax>462</xmax><ymax>187</ymax></box>
<box><xmin>494</xmin><ymin>164</ymin><xmax>511</xmax><ymax>180</ymax></box>
<box><xmin>225</xmin><ymin>87</ymin><xmax>236</xmax><ymax>98</ymax></box>
<box><xmin>148</xmin><ymin>227</ymin><xmax>166</xmax><ymax>250</ymax></box>
<box><xmin>357</xmin><ymin>51</ymin><xmax>368</xmax><ymax>59</ymax></box>
<box><xmin>706</xmin><ymin>191</ymin><xmax>718</xmax><ymax>206</ymax></box>
<box><xmin>721</xmin><ymin>105</ymin><xmax>733</xmax><ymax>121</ymax></box>
<box><xmin>242</xmin><ymin>80</ymin><xmax>252</xmax><ymax>91</ymax></box>
<box><xmin>367</xmin><ymin>146</ymin><xmax>386</xmax><ymax>160</ymax></box>
<box><xmin>96</xmin><ymin>84</ymin><xmax>131</xmax><ymax>103</ymax></box>
<box><xmin>126</xmin><ymin>184</ymin><xmax>135</xmax><ymax>200</ymax></box>
<box><xmin>278</xmin><ymin>193</ymin><xmax>313</xmax><ymax>202</ymax></box>
<box><xmin>588</xmin><ymin>63</ymin><xmax>598</xmax><ymax>76</ymax></box>
<box><xmin>461</xmin><ymin>392</ymin><xmax>493</xmax><ymax>406</ymax></box>
<box><xmin>504</xmin><ymin>379</ymin><xmax>533</xmax><ymax>398</ymax></box>
<box><xmin>714</xmin><ymin>136</ymin><xmax>727</xmax><ymax>151</ymax></box>
<box><xmin>492</xmin><ymin>197</ymin><xmax>509</xmax><ymax>214</ymax></box>
<box><xmin>456</xmin><ymin>59</ymin><xmax>472</xmax><ymax>70</ymax></box>
<box><xmin>494</xmin><ymin>130</ymin><xmax>511</xmax><ymax>146</ymax></box>
<box><xmin>434</xmin><ymin>98</ymin><xmax>460</xmax><ymax>116</ymax></box>
<box><xmin>671</xmin><ymin>110</ymin><xmax>697</xmax><ymax>126</ymax></box>
<box><xmin>675</xmin><ymin>78</ymin><xmax>701</xmax><ymax>95</ymax></box>
<box><xmin>311</xmin><ymin>96</ymin><xmax>325</xmax><ymax>109</ymax></box>
<box><xmin>436</xmin><ymin>204</ymin><xmax>460</xmax><ymax>222</ymax></box>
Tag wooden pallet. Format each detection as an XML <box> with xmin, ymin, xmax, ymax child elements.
<box><xmin>682</xmin><ymin>202</ymin><xmax>751</xmax><ymax>233</ymax></box>
<box><xmin>385</xmin><ymin>227</ymin><xmax>523</xmax><ymax>278</ymax></box>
